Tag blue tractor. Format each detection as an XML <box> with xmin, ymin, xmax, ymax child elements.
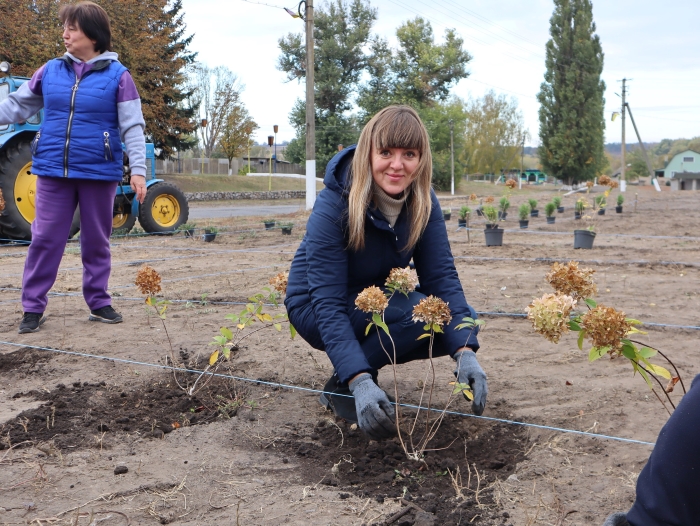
<box><xmin>0</xmin><ymin>61</ymin><xmax>189</xmax><ymax>241</ymax></box>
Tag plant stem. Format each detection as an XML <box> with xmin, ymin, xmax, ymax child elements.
<box><xmin>632</xmin><ymin>359</ymin><xmax>677</xmax><ymax>410</ymax></box>
<box><xmin>374</xmin><ymin>324</ymin><xmax>408</xmax><ymax>456</ymax></box>
<box><xmin>629</xmin><ymin>339</ymin><xmax>686</xmax><ymax>394</ymax></box>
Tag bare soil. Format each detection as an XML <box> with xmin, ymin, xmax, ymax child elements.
<box><xmin>1</xmin><ymin>185</ymin><xmax>699</xmax><ymax>525</ymax></box>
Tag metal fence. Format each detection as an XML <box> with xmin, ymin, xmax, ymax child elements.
<box><xmin>156</xmin><ymin>157</ymin><xmax>304</xmax><ymax>176</ymax></box>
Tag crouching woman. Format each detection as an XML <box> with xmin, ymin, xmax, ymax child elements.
<box><xmin>284</xmin><ymin>105</ymin><xmax>487</xmax><ymax>440</ymax></box>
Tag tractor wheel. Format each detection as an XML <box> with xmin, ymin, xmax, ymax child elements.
<box><xmin>137</xmin><ymin>182</ymin><xmax>189</xmax><ymax>233</ymax></box>
<box><xmin>0</xmin><ymin>139</ymin><xmax>34</xmax><ymax>241</ymax></box>
<box><xmin>0</xmin><ymin>139</ymin><xmax>80</xmax><ymax>241</ymax></box>
<box><xmin>112</xmin><ymin>212</ymin><xmax>136</xmax><ymax>234</ymax></box>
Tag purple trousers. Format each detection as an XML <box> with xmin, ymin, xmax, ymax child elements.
<box><xmin>22</xmin><ymin>176</ymin><xmax>118</xmax><ymax>313</ymax></box>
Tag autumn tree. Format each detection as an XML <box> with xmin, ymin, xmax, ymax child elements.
<box><xmin>537</xmin><ymin>0</ymin><xmax>606</xmax><ymax>185</ymax></box>
<box><xmin>219</xmin><ymin>104</ymin><xmax>258</xmax><ymax>168</ymax></box>
<box><xmin>461</xmin><ymin>90</ymin><xmax>529</xmax><ymax>176</ymax></box>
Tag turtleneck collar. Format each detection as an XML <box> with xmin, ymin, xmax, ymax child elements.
<box><xmin>373</xmin><ymin>184</ymin><xmax>408</xmax><ymax>227</ymax></box>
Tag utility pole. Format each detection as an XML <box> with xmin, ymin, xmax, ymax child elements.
<box><xmin>305</xmin><ymin>0</ymin><xmax>316</xmax><ymax>210</ymax></box>
<box><xmin>519</xmin><ymin>140</ymin><xmax>524</xmax><ymax>190</ymax></box>
<box><xmin>620</xmin><ymin>78</ymin><xmax>627</xmax><ymax>192</ymax></box>
<box><xmin>449</xmin><ymin>119</ymin><xmax>454</xmax><ymax>195</ymax></box>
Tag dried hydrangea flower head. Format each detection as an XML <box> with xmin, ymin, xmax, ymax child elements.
<box><xmin>598</xmin><ymin>175</ymin><xmax>611</xmax><ymax>186</ymax></box>
<box><xmin>609</xmin><ymin>180</ymin><xmax>619</xmax><ymax>189</ymax></box>
<box><xmin>469</xmin><ymin>193</ymin><xmax>478</xmax><ymax>202</ymax></box>
<box><xmin>355</xmin><ymin>286</ymin><xmax>389</xmax><ymax>314</ymax></box>
<box><xmin>412</xmin><ymin>296</ymin><xmax>452</xmax><ymax>327</ymax></box>
<box><xmin>505</xmin><ymin>179</ymin><xmax>517</xmax><ymax>189</ymax></box>
<box><xmin>484</xmin><ymin>196</ymin><xmax>495</xmax><ymax>204</ymax></box>
<box><xmin>135</xmin><ymin>264</ymin><xmax>162</xmax><ymax>296</ymax></box>
<box><xmin>0</xmin><ymin>189</ymin><xmax>5</xmax><ymax>212</ymax></box>
<box><xmin>581</xmin><ymin>305</ymin><xmax>632</xmax><ymax>353</ymax></box>
<box><xmin>526</xmin><ymin>293</ymin><xmax>577</xmax><ymax>343</ymax></box>
<box><xmin>546</xmin><ymin>261</ymin><xmax>597</xmax><ymax>302</ymax></box>
<box><xmin>385</xmin><ymin>266</ymin><xmax>418</xmax><ymax>296</ymax></box>
<box><xmin>586</xmin><ymin>181</ymin><xmax>594</xmax><ymax>189</ymax></box>
<box><xmin>269</xmin><ymin>272</ymin><xmax>288</xmax><ymax>295</ymax></box>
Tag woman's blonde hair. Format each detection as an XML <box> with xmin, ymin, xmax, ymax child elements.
<box><xmin>347</xmin><ymin>105</ymin><xmax>433</xmax><ymax>252</ymax></box>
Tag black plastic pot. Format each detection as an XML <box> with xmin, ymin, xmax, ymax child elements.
<box><xmin>519</xmin><ymin>220</ymin><xmax>529</xmax><ymax>229</ymax></box>
<box><xmin>183</xmin><ymin>228</ymin><xmax>195</xmax><ymax>238</ymax></box>
<box><xmin>263</xmin><ymin>221</ymin><xmax>275</xmax><ymax>230</ymax></box>
<box><xmin>597</xmin><ymin>208</ymin><xmax>606</xmax><ymax>215</ymax></box>
<box><xmin>574</xmin><ymin>229</ymin><xmax>596</xmax><ymax>249</ymax></box>
<box><xmin>485</xmin><ymin>223</ymin><xmax>499</xmax><ymax>230</ymax></box>
<box><xmin>546</xmin><ymin>216</ymin><xmax>556</xmax><ymax>224</ymax></box>
<box><xmin>203</xmin><ymin>230</ymin><xmax>217</xmax><ymax>242</ymax></box>
<box><xmin>574</xmin><ymin>211</ymin><xmax>582</xmax><ymax>220</ymax></box>
<box><xmin>498</xmin><ymin>211</ymin><xmax>508</xmax><ymax>220</ymax></box>
<box><xmin>443</xmin><ymin>213</ymin><xmax>451</xmax><ymax>221</ymax></box>
<box><xmin>476</xmin><ymin>208</ymin><xmax>483</xmax><ymax>217</ymax></box>
<box><xmin>615</xmin><ymin>206</ymin><xmax>623</xmax><ymax>213</ymax></box>
<box><xmin>458</xmin><ymin>218</ymin><xmax>467</xmax><ymax>227</ymax></box>
<box><xmin>484</xmin><ymin>227</ymin><xmax>504</xmax><ymax>246</ymax></box>
<box><xmin>530</xmin><ymin>210</ymin><xmax>539</xmax><ymax>217</ymax></box>
<box><xmin>557</xmin><ymin>206</ymin><xmax>565</xmax><ymax>213</ymax></box>
<box><xmin>281</xmin><ymin>226</ymin><xmax>293</xmax><ymax>235</ymax></box>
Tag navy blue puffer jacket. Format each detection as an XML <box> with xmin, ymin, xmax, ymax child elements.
<box><xmin>285</xmin><ymin>145</ymin><xmax>479</xmax><ymax>383</ymax></box>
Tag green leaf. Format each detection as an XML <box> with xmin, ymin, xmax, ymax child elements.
<box><xmin>220</xmin><ymin>327</ymin><xmax>233</xmax><ymax>340</ymax></box>
<box><xmin>584</xmin><ymin>298</ymin><xmax>598</xmax><ymax>309</ymax></box>
<box><xmin>577</xmin><ymin>331</ymin><xmax>585</xmax><ymax>351</ymax></box>
<box><xmin>568</xmin><ymin>321</ymin><xmax>581</xmax><ymax>331</ymax></box>
<box><xmin>621</xmin><ymin>343</ymin><xmax>637</xmax><ymax>361</ymax></box>
<box><xmin>365</xmin><ymin>322</ymin><xmax>374</xmax><ymax>336</ymax></box>
<box><xmin>417</xmin><ymin>333</ymin><xmax>431</xmax><ymax>340</ymax></box>
<box><xmin>222</xmin><ymin>348</ymin><xmax>230</xmax><ymax>360</ymax></box>
<box><xmin>209</xmin><ymin>350</ymin><xmax>219</xmax><ymax>366</ymax></box>
<box><xmin>433</xmin><ymin>324</ymin><xmax>443</xmax><ymax>334</ymax></box>
<box><xmin>588</xmin><ymin>346</ymin><xmax>609</xmax><ymax>362</ymax></box>
<box><xmin>376</xmin><ymin>320</ymin><xmax>390</xmax><ymax>337</ymax></box>
<box><xmin>638</xmin><ymin>347</ymin><xmax>657</xmax><ymax>359</ymax></box>
<box><xmin>211</xmin><ymin>335</ymin><xmax>227</xmax><ymax>346</ymax></box>
<box><xmin>626</xmin><ymin>318</ymin><xmax>643</xmax><ymax>325</ymax></box>
<box><xmin>274</xmin><ymin>323</ymin><xmax>282</xmax><ymax>331</ymax></box>
<box><xmin>225</xmin><ymin>314</ymin><xmax>240</xmax><ymax>322</ymax></box>
<box><xmin>289</xmin><ymin>323</ymin><xmax>297</xmax><ymax>339</ymax></box>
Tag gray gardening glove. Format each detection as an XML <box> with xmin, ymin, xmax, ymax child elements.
<box><xmin>602</xmin><ymin>513</ymin><xmax>629</xmax><ymax>526</ymax></box>
<box><xmin>349</xmin><ymin>373</ymin><xmax>397</xmax><ymax>440</ymax></box>
<box><xmin>454</xmin><ymin>350</ymin><xmax>488</xmax><ymax>416</ymax></box>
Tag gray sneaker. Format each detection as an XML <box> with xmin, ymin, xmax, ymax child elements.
<box><xmin>19</xmin><ymin>312</ymin><xmax>46</xmax><ymax>334</ymax></box>
<box><xmin>89</xmin><ymin>306</ymin><xmax>123</xmax><ymax>324</ymax></box>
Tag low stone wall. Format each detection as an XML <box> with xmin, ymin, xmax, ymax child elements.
<box><xmin>184</xmin><ymin>191</ymin><xmax>308</xmax><ymax>201</ymax></box>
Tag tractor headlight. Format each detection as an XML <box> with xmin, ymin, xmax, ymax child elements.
<box><xmin>0</xmin><ymin>62</ymin><xmax>10</xmax><ymax>74</ymax></box>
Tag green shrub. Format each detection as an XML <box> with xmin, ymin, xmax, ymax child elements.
<box><xmin>617</xmin><ymin>194</ymin><xmax>624</xmax><ymax>206</ymax></box>
<box><xmin>544</xmin><ymin>202</ymin><xmax>556</xmax><ymax>217</ymax></box>
<box><xmin>518</xmin><ymin>203</ymin><xmax>530</xmax><ymax>220</ymax></box>
<box><xmin>499</xmin><ymin>196</ymin><xmax>510</xmax><ymax>212</ymax></box>
<box><xmin>552</xmin><ymin>196</ymin><xmax>562</xmax><ymax>208</ymax></box>
<box><xmin>528</xmin><ymin>198</ymin><xmax>538</xmax><ymax>211</ymax></box>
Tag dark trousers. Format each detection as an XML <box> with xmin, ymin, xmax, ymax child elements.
<box><xmin>626</xmin><ymin>374</ymin><xmax>700</xmax><ymax>525</ymax></box>
<box><xmin>22</xmin><ymin>176</ymin><xmax>117</xmax><ymax>313</ymax></box>
<box><xmin>292</xmin><ymin>291</ymin><xmax>453</xmax><ymax>377</ymax></box>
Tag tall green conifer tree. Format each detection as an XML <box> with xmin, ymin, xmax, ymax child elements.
<box><xmin>537</xmin><ymin>0</ymin><xmax>606</xmax><ymax>184</ymax></box>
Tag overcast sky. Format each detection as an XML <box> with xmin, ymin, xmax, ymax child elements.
<box><xmin>180</xmin><ymin>0</ymin><xmax>699</xmax><ymax>147</ymax></box>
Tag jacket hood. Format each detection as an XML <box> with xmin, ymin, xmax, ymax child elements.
<box><xmin>64</xmin><ymin>51</ymin><xmax>120</xmax><ymax>64</ymax></box>
<box><xmin>323</xmin><ymin>145</ymin><xmax>357</xmax><ymax>196</ymax></box>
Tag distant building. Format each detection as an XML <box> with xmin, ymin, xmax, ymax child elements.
<box><xmin>661</xmin><ymin>149</ymin><xmax>700</xmax><ymax>190</ymax></box>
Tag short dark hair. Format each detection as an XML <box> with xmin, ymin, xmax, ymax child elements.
<box><xmin>59</xmin><ymin>2</ymin><xmax>112</xmax><ymax>54</ymax></box>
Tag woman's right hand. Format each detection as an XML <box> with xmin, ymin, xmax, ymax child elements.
<box><xmin>349</xmin><ymin>373</ymin><xmax>396</xmax><ymax>440</ymax></box>
<box><xmin>130</xmin><ymin>174</ymin><xmax>147</xmax><ymax>204</ymax></box>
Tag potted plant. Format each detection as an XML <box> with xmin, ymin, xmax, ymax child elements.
<box><xmin>498</xmin><ymin>196</ymin><xmax>510</xmax><ymax>220</ymax></box>
<box><xmin>545</xmin><ymin>202</ymin><xmax>557</xmax><ymax>224</ymax></box>
<box><xmin>574</xmin><ymin>225</ymin><xmax>596</xmax><ymax>249</ymax></box>
<box><xmin>279</xmin><ymin>222</ymin><xmax>294</xmax><ymax>235</ymax></box>
<box><xmin>552</xmin><ymin>195</ymin><xmax>564</xmax><ymax>213</ymax></box>
<box><xmin>482</xmin><ymin>205</ymin><xmax>503</xmax><ymax>246</ymax></box>
<box><xmin>615</xmin><ymin>194</ymin><xmax>624</xmax><ymax>213</ymax></box>
<box><xmin>518</xmin><ymin>203</ymin><xmax>530</xmax><ymax>229</ymax></box>
<box><xmin>595</xmin><ymin>195</ymin><xmax>606</xmax><ymax>215</ymax></box>
<box><xmin>458</xmin><ymin>206</ymin><xmax>470</xmax><ymax>228</ymax></box>
<box><xmin>575</xmin><ymin>198</ymin><xmax>585</xmax><ymax>220</ymax></box>
<box><xmin>528</xmin><ymin>198</ymin><xmax>539</xmax><ymax>217</ymax></box>
<box><xmin>262</xmin><ymin>218</ymin><xmax>276</xmax><ymax>230</ymax></box>
<box><xmin>177</xmin><ymin>222</ymin><xmax>197</xmax><ymax>238</ymax></box>
<box><xmin>203</xmin><ymin>226</ymin><xmax>219</xmax><ymax>242</ymax></box>
<box><xmin>442</xmin><ymin>208</ymin><xmax>452</xmax><ymax>221</ymax></box>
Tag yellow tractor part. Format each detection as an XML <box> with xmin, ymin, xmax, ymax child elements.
<box><xmin>14</xmin><ymin>161</ymin><xmax>37</xmax><ymax>223</ymax></box>
<box><xmin>151</xmin><ymin>193</ymin><xmax>180</xmax><ymax>227</ymax></box>
<box><xmin>112</xmin><ymin>212</ymin><xmax>130</xmax><ymax>229</ymax></box>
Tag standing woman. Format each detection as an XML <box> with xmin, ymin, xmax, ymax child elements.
<box><xmin>285</xmin><ymin>105</ymin><xmax>488</xmax><ymax>440</ymax></box>
<box><xmin>0</xmin><ymin>1</ymin><xmax>147</xmax><ymax>333</ymax></box>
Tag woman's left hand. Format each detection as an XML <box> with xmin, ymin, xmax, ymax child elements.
<box><xmin>453</xmin><ymin>349</ymin><xmax>488</xmax><ymax>415</ymax></box>
<box><xmin>130</xmin><ymin>175</ymin><xmax>147</xmax><ymax>204</ymax></box>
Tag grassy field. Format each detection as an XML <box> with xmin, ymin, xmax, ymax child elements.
<box><xmin>161</xmin><ymin>173</ymin><xmax>325</xmax><ymax>193</ymax></box>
